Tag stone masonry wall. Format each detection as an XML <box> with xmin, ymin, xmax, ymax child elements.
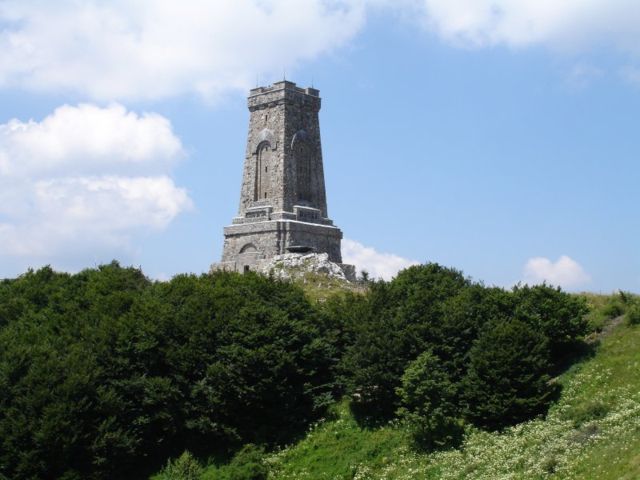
<box><xmin>236</xmin><ymin>80</ymin><xmax>327</xmax><ymax>219</ymax></box>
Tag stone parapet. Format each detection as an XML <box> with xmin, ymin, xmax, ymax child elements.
<box><xmin>248</xmin><ymin>81</ymin><xmax>321</xmax><ymax>112</ymax></box>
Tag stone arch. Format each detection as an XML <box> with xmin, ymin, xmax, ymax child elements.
<box><xmin>291</xmin><ymin>129</ymin><xmax>309</xmax><ymax>149</ymax></box>
<box><xmin>237</xmin><ymin>243</ymin><xmax>260</xmax><ymax>274</ymax></box>
<box><xmin>254</xmin><ymin>141</ymin><xmax>272</xmax><ymax>201</ymax></box>
<box><xmin>253</xmin><ymin>128</ymin><xmax>275</xmax><ymax>153</ymax></box>
<box><xmin>239</xmin><ymin>243</ymin><xmax>258</xmax><ymax>254</ymax></box>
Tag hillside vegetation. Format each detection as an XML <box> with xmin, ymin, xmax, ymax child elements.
<box><xmin>259</xmin><ymin>316</ymin><xmax>640</xmax><ymax>479</ymax></box>
<box><xmin>157</xmin><ymin>291</ymin><xmax>639</xmax><ymax>480</ymax></box>
<box><xmin>0</xmin><ymin>262</ymin><xmax>637</xmax><ymax>480</ymax></box>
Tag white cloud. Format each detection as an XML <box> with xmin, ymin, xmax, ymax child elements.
<box><xmin>418</xmin><ymin>0</ymin><xmax>640</xmax><ymax>52</ymax></box>
<box><xmin>2</xmin><ymin>1</ymin><xmax>640</xmax><ymax>101</ymax></box>
<box><xmin>0</xmin><ymin>0</ymin><xmax>366</xmax><ymax>101</ymax></box>
<box><xmin>523</xmin><ymin>255</ymin><xmax>591</xmax><ymax>289</ymax></box>
<box><xmin>342</xmin><ymin>239</ymin><xmax>419</xmax><ymax>280</ymax></box>
<box><xmin>0</xmin><ymin>104</ymin><xmax>191</xmax><ymax>273</ymax></box>
<box><xmin>0</xmin><ymin>104</ymin><xmax>183</xmax><ymax>176</ymax></box>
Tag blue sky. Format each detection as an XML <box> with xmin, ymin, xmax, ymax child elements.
<box><xmin>0</xmin><ymin>0</ymin><xmax>638</xmax><ymax>292</ymax></box>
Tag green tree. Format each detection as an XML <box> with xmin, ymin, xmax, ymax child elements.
<box><xmin>512</xmin><ymin>284</ymin><xmax>588</xmax><ymax>359</ymax></box>
<box><xmin>397</xmin><ymin>350</ymin><xmax>463</xmax><ymax>450</ymax></box>
<box><xmin>463</xmin><ymin>318</ymin><xmax>555</xmax><ymax>430</ymax></box>
<box><xmin>0</xmin><ymin>266</ymin><xmax>334</xmax><ymax>480</ymax></box>
<box><xmin>340</xmin><ymin>264</ymin><xmax>470</xmax><ymax>421</ymax></box>
<box><xmin>436</xmin><ymin>285</ymin><xmax>513</xmax><ymax>383</ymax></box>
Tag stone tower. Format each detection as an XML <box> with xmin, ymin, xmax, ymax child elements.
<box><xmin>217</xmin><ymin>80</ymin><xmax>350</xmax><ymax>275</ymax></box>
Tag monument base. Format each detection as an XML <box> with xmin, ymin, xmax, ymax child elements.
<box><xmin>216</xmin><ymin>219</ymin><xmax>348</xmax><ymax>274</ymax></box>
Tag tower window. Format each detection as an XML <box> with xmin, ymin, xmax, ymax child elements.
<box><xmin>255</xmin><ymin>141</ymin><xmax>271</xmax><ymax>201</ymax></box>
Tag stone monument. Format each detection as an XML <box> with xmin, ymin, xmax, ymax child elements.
<box><xmin>214</xmin><ymin>80</ymin><xmax>354</xmax><ymax>280</ymax></box>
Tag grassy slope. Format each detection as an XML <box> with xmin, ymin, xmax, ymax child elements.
<box><xmin>262</xmin><ymin>321</ymin><xmax>640</xmax><ymax>480</ymax></box>
<box><xmin>293</xmin><ymin>271</ymin><xmax>366</xmax><ymax>303</ymax></box>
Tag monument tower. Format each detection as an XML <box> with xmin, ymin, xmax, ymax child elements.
<box><xmin>217</xmin><ymin>80</ymin><xmax>351</xmax><ymax>275</ymax></box>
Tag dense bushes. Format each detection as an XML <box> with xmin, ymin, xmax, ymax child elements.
<box><xmin>338</xmin><ymin>265</ymin><xmax>471</xmax><ymax>420</ymax></box>
<box><xmin>337</xmin><ymin>266</ymin><xmax>588</xmax><ymax>438</ymax></box>
<box><xmin>0</xmin><ymin>262</ymin><xmax>593</xmax><ymax>478</ymax></box>
<box><xmin>0</xmin><ymin>264</ymin><xmax>332</xmax><ymax>479</ymax></box>
<box><xmin>511</xmin><ymin>284</ymin><xmax>589</xmax><ymax>359</ymax></box>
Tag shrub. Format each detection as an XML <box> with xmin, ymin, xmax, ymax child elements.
<box><xmin>602</xmin><ymin>296</ymin><xmax>625</xmax><ymax>318</ymax></box>
<box><xmin>563</xmin><ymin>400</ymin><xmax>609</xmax><ymax>427</ymax></box>
<box><xmin>396</xmin><ymin>350</ymin><xmax>463</xmax><ymax>450</ymax></box>
<box><xmin>156</xmin><ymin>451</ymin><xmax>203</xmax><ymax>480</ymax></box>
<box><xmin>625</xmin><ymin>303</ymin><xmax>640</xmax><ymax>326</ymax></box>
<box><xmin>436</xmin><ymin>285</ymin><xmax>513</xmax><ymax>383</ymax></box>
<box><xmin>209</xmin><ymin>444</ymin><xmax>268</xmax><ymax>480</ymax></box>
<box><xmin>512</xmin><ymin>284</ymin><xmax>589</xmax><ymax>359</ymax></box>
<box><xmin>463</xmin><ymin>318</ymin><xmax>555</xmax><ymax>430</ymax></box>
<box><xmin>585</xmin><ymin>309</ymin><xmax>608</xmax><ymax>333</ymax></box>
<box><xmin>599</xmin><ymin>291</ymin><xmax>639</xmax><ymax>320</ymax></box>
<box><xmin>542</xmin><ymin>455</ymin><xmax>559</xmax><ymax>474</ymax></box>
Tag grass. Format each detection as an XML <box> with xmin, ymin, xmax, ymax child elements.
<box><xmin>579</xmin><ymin>291</ymin><xmax>638</xmax><ymax>332</ymax></box>
<box><xmin>261</xmin><ymin>320</ymin><xmax>640</xmax><ymax>479</ymax></box>
<box><xmin>291</xmin><ymin>271</ymin><xmax>367</xmax><ymax>303</ymax></box>
<box><xmin>266</xmin><ymin>402</ymin><xmax>409</xmax><ymax>479</ymax></box>
<box><xmin>553</xmin><ymin>322</ymin><xmax>640</xmax><ymax>479</ymax></box>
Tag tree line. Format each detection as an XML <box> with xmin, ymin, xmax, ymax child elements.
<box><xmin>0</xmin><ymin>262</ymin><xmax>589</xmax><ymax>479</ymax></box>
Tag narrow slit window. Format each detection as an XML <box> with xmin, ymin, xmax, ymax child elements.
<box><xmin>255</xmin><ymin>141</ymin><xmax>271</xmax><ymax>201</ymax></box>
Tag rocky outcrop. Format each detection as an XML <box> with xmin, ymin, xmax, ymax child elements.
<box><xmin>257</xmin><ymin>253</ymin><xmax>356</xmax><ymax>282</ymax></box>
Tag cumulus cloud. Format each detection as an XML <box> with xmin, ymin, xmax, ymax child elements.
<box><xmin>0</xmin><ymin>0</ymin><xmax>366</xmax><ymax>101</ymax></box>
<box><xmin>0</xmin><ymin>104</ymin><xmax>191</xmax><ymax>273</ymax></box>
<box><xmin>2</xmin><ymin>1</ymin><xmax>640</xmax><ymax>101</ymax></box>
<box><xmin>523</xmin><ymin>255</ymin><xmax>591</xmax><ymax>289</ymax></box>
<box><xmin>0</xmin><ymin>104</ymin><xmax>183</xmax><ymax>176</ymax></box>
<box><xmin>342</xmin><ymin>239</ymin><xmax>419</xmax><ymax>280</ymax></box>
<box><xmin>418</xmin><ymin>0</ymin><xmax>640</xmax><ymax>52</ymax></box>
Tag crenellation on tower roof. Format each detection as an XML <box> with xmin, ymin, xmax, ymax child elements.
<box><xmin>248</xmin><ymin>81</ymin><xmax>321</xmax><ymax>112</ymax></box>
<box><xmin>249</xmin><ymin>80</ymin><xmax>319</xmax><ymax>97</ymax></box>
